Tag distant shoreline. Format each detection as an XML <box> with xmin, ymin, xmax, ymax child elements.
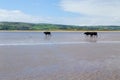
<box><xmin>0</xmin><ymin>22</ymin><xmax>120</xmax><ymax>31</ymax></box>
<box><xmin>0</xmin><ymin>30</ymin><xmax>120</xmax><ymax>32</ymax></box>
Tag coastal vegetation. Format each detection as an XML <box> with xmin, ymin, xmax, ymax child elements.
<box><xmin>0</xmin><ymin>22</ymin><xmax>120</xmax><ymax>31</ymax></box>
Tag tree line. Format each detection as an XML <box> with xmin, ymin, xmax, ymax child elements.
<box><xmin>0</xmin><ymin>22</ymin><xmax>120</xmax><ymax>31</ymax></box>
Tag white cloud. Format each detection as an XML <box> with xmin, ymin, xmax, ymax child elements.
<box><xmin>51</xmin><ymin>16</ymin><xmax>120</xmax><ymax>26</ymax></box>
<box><xmin>60</xmin><ymin>0</ymin><xmax>120</xmax><ymax>25</ymax></box>
<box><xmin>0</xmin><ymin>5</ymin><xmax>120</xmax><ymax>26</ymax></box>
<box><xmin>60</xmin><ymin>0</ymin><xmax>120</xmax><ymax>17</ymax></box>
<box><xmin>0</xmin><ymin>9</ymin><xmax>50</xmax><ymax>23</ymax></box>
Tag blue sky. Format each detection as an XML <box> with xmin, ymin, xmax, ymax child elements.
<box><xmin>0</xmin><ymin>0</ymin><xmax>120</xmax><ymax>25</ymax></box>
<box><xmin>0</xmin><ymin>0</ymin><xmax>63</xmax><ymax>16</ymax></box>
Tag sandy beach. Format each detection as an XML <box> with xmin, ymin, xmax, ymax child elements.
<box><xmin>0</xmin><ymin>32</ymin><xmax>120</xmax><ymax>80</ymax></box>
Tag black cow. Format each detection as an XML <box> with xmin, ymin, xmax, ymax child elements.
<box><xmin>84</xmin><ymin>32</ymin><xmax>98</xmax><ymax>37</ymax></box>
<box><xmin>43</xmin><ymin>31</ymin><xmax>51</xmax><ymax>36</ymax></box>
<box><xmin>43</xmin><ymin>31</ymin><xmax>51</xmax><ymax>40</ymax></box>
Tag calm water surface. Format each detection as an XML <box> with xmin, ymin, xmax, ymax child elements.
<box><xmin>0</xmin><ymin>32</ymin><xmax>120</xmax><ymax>80</ymax></box>
<box><xmin>0</xmin><ymin>32</ymin><xmax>120</xmax><ymax>45</ymax></box>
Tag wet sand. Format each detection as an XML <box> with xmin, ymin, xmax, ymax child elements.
<box><xmin>0</xmin><ymin>43</ymin><xmax>120</xmax><ymax>80</ymax></box>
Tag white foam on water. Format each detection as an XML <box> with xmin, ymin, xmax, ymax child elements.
<box><xmin>98</xmin><ymin>41</ymin><xmax>120</xmax><ymax>43</ymax></box>
<box><xmin>0</xmin><ymin>42</ymin><xmax>88</xmax><ymax>46</ymax></box>
<box><xmin>0</xmin><ymin>41</ymin><xmax>120</xmax><ymax>46</ymax></box>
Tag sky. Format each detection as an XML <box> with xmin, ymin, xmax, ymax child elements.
<box><xmin>0</xmin><ymin>0</ymin><xmax>120</xmax><ymax>25</ymax></box>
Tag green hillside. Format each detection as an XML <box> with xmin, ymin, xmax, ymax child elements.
<box><xmin>0</xmin><ymin>22</ymin><xmax>120</xmax><ymax>31</ymax></box>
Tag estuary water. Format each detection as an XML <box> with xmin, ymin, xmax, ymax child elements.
<box><xmin>0</xmin><ymin>32</ymin><xmax>120</xmax><ymax>45</ymax></box>
<box><xmin>0</xmin><ymin>32</ymin><xmax>120</xmax><ymax>80</ymax></box>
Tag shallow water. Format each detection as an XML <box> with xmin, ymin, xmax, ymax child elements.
<box><xmin>0</xmin><ymin>32</ymin><xmax>120</xmax><ymax>45</ymax></box>
<box><xmin>0</xmin><ymin>43</ymin><xmax>120</xmax><ymax>80</ymax></box>
<box><xmin>0</xmin><ymin>32</ymin><xmax>120</xmax><ymax>80</ymax></box>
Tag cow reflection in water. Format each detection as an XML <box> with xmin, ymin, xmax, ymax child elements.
<box><xmin>43</xmin><ymin>31</ymin><xmax>52</xmax><ymax>40</ymax></box>
<box><xmin>84</xmin><ymin>32</ymin><xmax>98</xmax><ymax>42</ymax></box>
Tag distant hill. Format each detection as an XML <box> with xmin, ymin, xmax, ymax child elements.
<box><xmin>0</xmin><ymin>22</ymin><xmax>120</xmax><ymax>31</ymax></box>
